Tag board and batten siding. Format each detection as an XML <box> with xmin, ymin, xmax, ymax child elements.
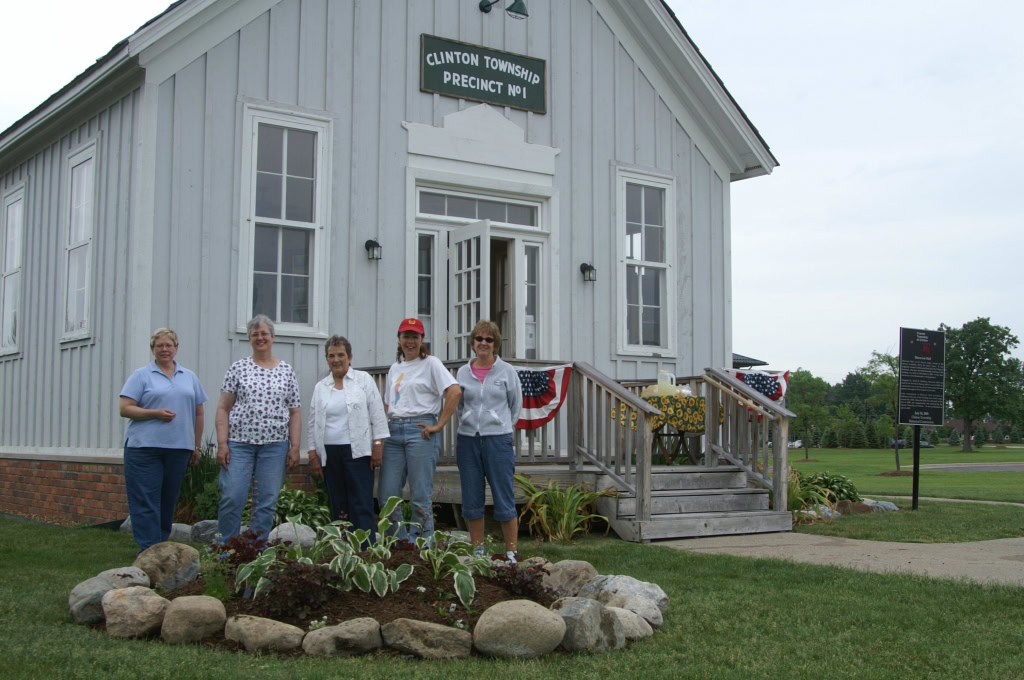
<box><xmin>0</xmin><ymin>88</ymin><xmax>141</xmax><ymax>452</ymax></box>
<box><xmin>145</xmin><ymin>0</ymin><xmax>732</xmax><ymax>425</ymax></box>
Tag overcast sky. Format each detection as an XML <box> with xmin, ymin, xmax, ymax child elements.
<box><xmin>3</xmin><ymin>1</ymin><xmax>1021</xmax><ymax>384</ymax></box>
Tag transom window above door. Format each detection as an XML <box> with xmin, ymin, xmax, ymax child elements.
<box><xmin>418</xmin><ymin>190</ymin><xmax>538</xmax><ymax>228</ymax></box>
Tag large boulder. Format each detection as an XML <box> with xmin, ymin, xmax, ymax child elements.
<box><xmin>133</xmin><ymin>542</ymin><xmax>200</xmax><ymax>591</ymax></box>
<box><xmin>473</xmin><ymin>600</ymin><xmax>565</xmax><ymax>658</ymax></box>
<box><xmin>577</xmin><ymin>575</ymin><xmax>668</xmax><ymax>628</ymax></box>
<box><xmin>268</xmin><ymin>522</ymin><xmax>316</xmax><ymax>551</ymax></box>
<box><xmin>225</xmin><ymin>615</ymin><xmax>305</xmax><ymax>652</ymax></box>
<box><xmin>170</xmin><ymin>523</ymin><xmax>193</xmax><ymax>543</ymax></box>
<box><xmin>190</xmin><ymin>520</ymin><xmax>220</xmax><ymax>545</ymax></box>
<box><xmin>551</xmin><ymin>597</ymin><xmax>625</xmax><ymax>653</ymax></box>
<box><xmin>69</xmin><ymin>576</ymin><xmax>116</xmax><ymax>624</ymax></box>
<box><xmin>606</xmin><ymin>606</ymin><xmax>654</xmax><ymax>641</ymax></box>
<box><xmin>101</xmin><ymin>586</ymin><xmax>170</xmax><ymax>638</ymax></box>
<box><xmin>97</xmin><ymin>567</ymin><xmax>150</xmax><ymax>589</ymax></box>
<box><xmin>543</xmin><ymin>560</ymin><xmax>598</xmax><ymax>598</ymax></box>
<box><xmin>303</xmin><ymin>618</ymin><xmax>383</xmax><ymax>657</ymax></box>
<box><xmin>161</xmin><ymin>596</ymin><xmax>227</xmax><ymax>644</ymax></box>
<box><xmin>381</xmin><ymin>618</ymin><xmax>472</xmax><ymax>659</ymax></box>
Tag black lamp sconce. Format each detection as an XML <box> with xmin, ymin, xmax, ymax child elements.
<box><xmin>364</xmin><ymin>239</ymin><xmax>382</xmax><ymax>261</ymax></box>
<box><xmin>479</xmin><ymin>0</ymin><xmax>528</xmax><ymax>20</ymax></box>
<box><xmin>579</xmin><ymin>263</ymin><xmax>597</xmax><ymax>282</ymax></box>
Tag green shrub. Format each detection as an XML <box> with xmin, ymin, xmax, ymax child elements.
<box><xmin>274</xmin><ymin>487</ymin><xmax>332</xmax><ymax>529</ymax></box>
<box><xmin>803</xmin><ymin>471</ymin><xmax>861</xmax><ymax>502</ymax></box>
<box><xmin>948</xmin><ymin>428</ymin><xmax>961</xmax><ymax>446</ymax></box>
<box><xmin>820</xmin><ymin>428</ymin><xmax>838</xmax><ymax>448</ymax></box>
<box><xmin>174</xmin><ymin>439</ymin><xmax>220</xmax><ymax>523</ymax></box>
<box><xmin>193</xmin><ymin>479</ymin><xmax>221</xmax><ymax>521</ymax></box>
<box><xmin>514</xmin><ymin>474</ymin><xmax>615</xmax><ymax>542</ymax></box>
<box><xmin>786</xmin><ymin>469</ymin><xmax>835</xmax><ymax>522</ymax></box>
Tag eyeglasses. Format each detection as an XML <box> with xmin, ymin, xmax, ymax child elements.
<box><xmin>474</xmin><ymin>336</ymin><xmax>495</xmax><ymax>344</ymax></box>
<box><xmin>153</xmin><ymin>343</ymin><xmax>176</xmax><ymax>350</ymax></box>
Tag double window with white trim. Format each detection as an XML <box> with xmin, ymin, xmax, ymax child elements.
<box><xmin>239</xmin><ymin>105</ymin><xmax>331</xmax><ymax>335</ymax></box>
<box><xmin>1</xmin><ymin>184</ymin><xmax>25</xmax><ymax>353</ymax></box>
<box><xmin>617</xmin><ymin>168</ymin><xmax>675</xmax><ymax>355</ymax></box>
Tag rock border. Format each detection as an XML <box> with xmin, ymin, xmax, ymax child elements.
<box><xmin>75</xmin><ymin>532</ymin><xmax>667</xmax><ymax>658</ymax></box>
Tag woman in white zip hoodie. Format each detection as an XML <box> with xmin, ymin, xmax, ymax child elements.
<box><xmin>455</xmin><ymin>320</ymin><xmax>523</xmax><ymax>562</ymax></box>
<box><xmin>307</xmin><ymin>335</ymin><xmax>389</xmax><ymax>534</ymax></box>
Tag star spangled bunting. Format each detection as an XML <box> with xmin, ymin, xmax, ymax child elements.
<box><xmin>515</xmin><ymin>364</ymin><xmax>572</xmax><ymax>430</ymax></box>
<box><xmin>727</xmin><ymin>369</ymin><xmax>790</xmax><ymax>401</ymax></box>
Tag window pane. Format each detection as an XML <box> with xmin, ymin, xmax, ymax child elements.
<box><xmin>65</xmin><ymin>246</ymin><xmax>88</xmax><ymax>332</ymax></box>
<box><xmin>507</xmin><ymin>204</ymin><xmax>536</xmax><ymax>226</ymax></box>
<box><xmin>420</xmin><ymin>192</ymin><xmax>445</xmax><ymax>215</ymax></box>
<box><xmin>644</xmin><ymin>225</ymin><xmax>664</xmax><ymax>263</ymax></box>
<box><xmin>448</xmin><ymin>196</ymin><xmax>476</xmax><ymax>219</ymax></box>
<box><xmin>285</xmin><ymin>177</ymin><xmax>314</xmax><ymax>222</ymax></box>
<box><xmin>626</xmin><ymin>265</ymin><xmax>639</xmax><ymax>305</ymax></box>
<box><xmin>1</xmin><ymin>273</ymin><xmax>17</xmax><ymax>346</ymax></box>
<box><xmin>525</xmin><ymin>245</ymin><xmax>538</xmax><ymax>283</ymax></box>
<box><xmin>286</xmin><ymin>130</ymin><xmax>316</xmax><ymax>179</ymax></box>
<box><xmin>526</xmin><ymin>284</ymin><xmax>537</xmax><ymax>317</ymax></box>
<box><xmin>280</xmin><ymin>275</ymin><xmax>309</xmax><ymax>323</ymax></box>
<box><xmin>625</xmin><ymin>222</ymin><xmax>642</xmax><ymax>260</ymax></box>
<box><xmin>5</xmin><ymin>199</ymin><xmax>22</xmax><ymax>270</ymax></box>
<box><xmin>418</xmin><ymin>235</ymin><xmax>433</xmax><ymax>274</ymax></box>
<box><xmin>281</xmin><ymin>228</ymin><xmax>310</xmax><ymax>275</ymax></box>
<box><xmin>257</xmin><ymin>125</ymin><xmax>284</xmax><ymax>173</ymax></box>
<box><xmin>255</xmin><ymin>172</ymin><xmax>282</xmax><ymax>218</ymax></box>
<box><xmin>642</xmin><ymin>306</ymin><xmax>661</xmax><ymax>346</ymax></box>
<box><xmin>478</xmin><ymin>200</ymin><xmax>505</xmax><ymax>221</ymax></box>
<box><xmin>70</xmin><ymin>159</ymin><xmax>94</xmax><ymax>243</ymax></box>
<box><xmin>627</xmin><ymin>305</ymin><xmax>639</xmax><ymax>345</ymax></box>
<box><xmin>626</xmin><ymin>183</ymin><xmax>642</xmax><ymax>223</ymax></box>
<box><xmin>252</xmin><ymin>273</ymin><xmax>277</xmax><ymax>319</ymax></box>
<box><xmin>644</xmin><ymin>186</ymin><xmax>664</xmax><ymax>226</ymax></box>
<box><xmin>253</xmin><ymin>226</ymin><xmax>278</xmax><ymax>273</ymax></box>
<box><xmin>417</xmin><ymin>278</ymin><xmax>431</xmax><ymax>315</ymax></box>
<box><xmin>641</xmin><ymin>267</ymin><xmax>662</xmax><ymax>305</ymax></box>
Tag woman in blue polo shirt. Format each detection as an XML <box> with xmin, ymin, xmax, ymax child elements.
<box><xmin>119</xmin><ymin>328</ymin><xmax>208</xmax><ymax>551</ymax></box>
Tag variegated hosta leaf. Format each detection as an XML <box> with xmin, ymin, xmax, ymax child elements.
<box><xmin>254</xmin><ymin>576</ymin><xmax>271</xmax><ymax>599</ymax></box>
<box><xmin>352</xmin><ymin>563</ymin><xmax>371</xmax><ymax>592</ymax></box>
<box><xmin>320</xmin><ymin>524</ymin><xmax>342</xmax><ymax>540</ymax></box>
<box><xmin>371</xmin><ymin>569</ymin><xmax>388</xmax><ymax>597</ymax></box>
<box><xmin>377</xmin><ymin>518</ymin><xmax>393</xmax><ymax>535</ymax></box>
<box><xmin>453</xmin><ymin>570</ymin><xmax>475</xmax><ymax>608</ymax></box>
<box><xmin>378</xmin><ymin>495</ymin><xmax>403</xmax><ymax>519</ymax></box>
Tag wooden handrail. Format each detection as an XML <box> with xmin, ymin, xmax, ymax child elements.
<box><xmin>704</xmin><ymin>367</ymin><xmax>797</xmax><ymax>419</ymax></box>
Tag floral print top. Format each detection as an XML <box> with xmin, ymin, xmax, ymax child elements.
<box><xmin>221</xmin><ymin>357</ymin><xmax>301</xmax><ymax>444</ymax></box>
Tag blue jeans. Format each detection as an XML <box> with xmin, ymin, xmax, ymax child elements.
<box><xmin>456</xmin><ymin>433</ymin><xmax>517</xmax><ymax>522</ymax></box>
<box><xmin>124</xmin><ymin>446</ymin><xmax>191</xmax><ymax>552</ymax></box>
<box><xmin>323</xmin><ymin>444</ymin><xmax>376</xmax><ymax>538</ymax></box>
<box><xmin>377</xmin><ymin>415</ymin><xmax>439</xmax><ymax>542</ymax></box>
<box><xmin>217</xmin><ymin>440</ymin><xmax>288</xmax><ymax>541</ymax></box>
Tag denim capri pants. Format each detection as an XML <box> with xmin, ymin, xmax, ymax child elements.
<box><xmin>456</xmin><ymin>432</ymin><xmax>517</xmax><ymax>522</ymax></box>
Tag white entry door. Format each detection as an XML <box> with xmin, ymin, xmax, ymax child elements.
<box><xmin>449</xmin><ymin>220</ymin><xmax>490</xmax><ymax>360</ymax></box>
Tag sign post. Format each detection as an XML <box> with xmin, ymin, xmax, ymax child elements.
<box><xmin>898</xmin><ymin>327</ymin><xmax>946</xmax><ymax>510</ymax></box>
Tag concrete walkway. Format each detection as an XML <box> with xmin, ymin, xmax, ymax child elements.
<box><xmin>659</xmin><ymin>532</ymin><xmax>1024</xmax><ymax>587</ymax></box>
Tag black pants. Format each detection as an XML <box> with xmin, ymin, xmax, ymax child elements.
<box><xmin>323</xmin><ymin>444</ymin><xmax>376</xmax><ymax>537</ymax></box>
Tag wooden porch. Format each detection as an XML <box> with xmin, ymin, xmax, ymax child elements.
<box><xmin>367</xmin><ymin>360</ymin><xmax>794</xmax><ymax>542</ymax></box>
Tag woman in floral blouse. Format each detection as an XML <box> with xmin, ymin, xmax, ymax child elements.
<box><xmin>215</xmin><ymin>314</ymin><xmax>301</xmax><ymax>540</ymax></box>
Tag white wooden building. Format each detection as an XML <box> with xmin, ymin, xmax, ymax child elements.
<box><xmin>0</xmin><ymin>0</ymin><xmax>784</xmax><ymax>537</ymax></box>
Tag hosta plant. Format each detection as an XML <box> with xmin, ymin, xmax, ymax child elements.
<box><xmin>415</xmin><ymin>530</ymin><xmax>491</xmax><ymax>608</ymax></box>
<box><xmin>802</xmin><ymin>471</ymin><xmax>861</xmax><ymax>502</ymax></box>
<box><xmin>787</xmin><ymin>468</ymin><xmax>837</xmax><ymax>523</ymax></box>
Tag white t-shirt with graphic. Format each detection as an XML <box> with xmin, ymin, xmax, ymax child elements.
<box><xmin>385</xmin><ymin>356</ymin><xmax>457</xmax><ymax>418</ymax></box>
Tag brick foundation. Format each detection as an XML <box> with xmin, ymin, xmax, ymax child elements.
<box><xmin>0</xmin><ymin>457</ymin><xmax>319</xmax><ymax>526</ymax></box>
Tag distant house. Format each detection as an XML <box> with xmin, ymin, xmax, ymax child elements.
<box><xmin>0</xmin><ymin>0</ymin><xmax>775</xmax><ymax>524</ymax></box>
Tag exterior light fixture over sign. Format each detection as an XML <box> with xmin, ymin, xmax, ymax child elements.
<box><xmin>479</xmin><ymin>0</ymin><xmax>529</xmax><ymax>20</ymax></box>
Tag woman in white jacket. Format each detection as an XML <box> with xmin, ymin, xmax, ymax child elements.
<box><xmin>307</xmin><ymin>335</ymin><xmax>389</xmax><ymax>534</ymax></box>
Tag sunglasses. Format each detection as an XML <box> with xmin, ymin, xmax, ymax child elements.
<box><xmin>474</xmin><ymin>336</ymin><xmax>495</xmax><ymax>344</ymax></box>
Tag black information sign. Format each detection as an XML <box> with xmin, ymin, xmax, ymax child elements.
<box><xmin>898</xmin><ymin>327</ymin><xmax>946</xmax><ymax>426</ymax></box>
<box><xmin>420</xmin><ymin>34</ymin><xmax>546</xmax><ymax>114</ymax></box>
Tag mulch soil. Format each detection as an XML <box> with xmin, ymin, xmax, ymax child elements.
<box><xmin>163</xmin><ymin>548</ymin><xmax>553</xmax><ymax>656</ymax></box>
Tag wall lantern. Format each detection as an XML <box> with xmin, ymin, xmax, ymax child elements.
<box><xmin>479</xmin><ymin>0</ymin><xmax>529</xmax><ymax>20</ymax></box>
<box><xmin>364</xmin><ymin>239</ymin><xmax>382</xmax><ymax>261</ymax></box>
<box><xmin>579</xmin><ymin>263</ymin><xmax>597</xmax><ymax>282</ymax></box>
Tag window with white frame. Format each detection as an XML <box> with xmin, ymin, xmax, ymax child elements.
<box><xmin>618</xmin><ymin>169</ymin><xmax>675</xmax><ymax>354</ymax></box>
<box><xmin>1</xmin><ymin>185</ymin><xmax>25</xmax><ymax>352</ymax></box>
<box><xmin>240</xmin><ymin>107</ymin><xmax>330</xmax><ymax>332</ymax></box>
<box><xmin>64</xmin><ymin>145</ymin><xmax>96</xmax><ymax>338</ymax></box>
<box><xmin>418</xmin><ymin>189</ymin><xmax>538</xmax><ymax>227</ymax></box>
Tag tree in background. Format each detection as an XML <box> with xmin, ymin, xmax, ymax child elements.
<box><xmin>864</xmin><ymin>420</ymin><xmax>878</xmax><ymax>449</ymax></box>
<box><xmin>786</xmin><ymin>369</ymin><xmax>830</xmax><ymax>458</ymax></box>
<box><xmin>865</xmin><ymin>351</ymin><xmax>902</xmax><ymax>467</ymax></box>
<box><xmin>820</xmin><ymin>427</ymin><xmax>838</xmax><ymax>448</ymax></box>
<box><xmin>973</xmin><ymin>425</ymin><xmax>987</xmax><ymax>448</ymax></box>
<box><xmin>948</xmin><ymin>428</ymin><xmax>961</xmax><ymax>446</ymax></box>
<box><xmin>928</xmin><ymin>430</ymin><xmax>939</xmax><ymax>446</ymax></box>
<box><xmin>941</xmin><ymin>317</ymin><xmax>1022</xmax><ymax>452</ymax></box>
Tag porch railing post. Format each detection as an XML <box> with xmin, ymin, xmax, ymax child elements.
<box><xmin>636</xmin><ymin>414</ymin><xmax>653</xmax><ymax>524</ymax></box>
<box><xmin>569</xmin><ymin>365</ymin><xmax>581</xmax><ymax>472</ymax></box>
<box><xmin>773</xmin><ymin>415</ymin><xmax>789</xmax><ymax>511</ymax></box>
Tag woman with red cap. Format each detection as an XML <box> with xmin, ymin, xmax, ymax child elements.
<box><xmin>377</xmin><ymin>317</ymin><xmax>461</xmax><ymax>543</ymax></box>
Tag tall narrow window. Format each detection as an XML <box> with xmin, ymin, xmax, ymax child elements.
<box><xmin>1</xmin><ymin>186</ymin><xmax>25</xmax><ymax>352</ymax></box>
<box><xmin>524</xmin><ymin>244</ymin><xmax>539</xmax><ymax>359</ymax></box>
<box><xmin>241</xmin><ymin>107</ymin><xmax>331</xmax><ymax>333</ymax></box>
<box><xmin>618</xmin><ymin>170</ymin><xmax>675</xmax><ymax>355</ymax></box>
<box><xmin>417</xmin><ymin>234</ymin><xmax>434</xmax><ymax>345</ymax></box>
<box><xmin>64</xmin><ymin>146</ymin><xmax>95</xmax><ymax>337</ymax></box>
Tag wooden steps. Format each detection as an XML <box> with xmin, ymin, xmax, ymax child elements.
<box><xmin>597</xmin><ymin>466</ymin><xmax>792</xmax><ymax>542</ymax></box>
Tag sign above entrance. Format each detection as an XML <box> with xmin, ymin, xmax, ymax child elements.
<box><xmin>898</xmin><ymin>327</ymin><xmax>946</xmax><ymax>426</ymax></box>
<box><xmin>420</xmin><ymin>34</ymin><xmax>546</xmax><ymax>114</ymax></box>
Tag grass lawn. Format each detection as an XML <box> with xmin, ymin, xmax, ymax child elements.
<box><xmin>793</xmin><ymin>500</ymin><xmax>1024</xmax><ymax>542</ymax></box>
<box><xmin>789</xmin><ymin>446</ymin><xmax>1024</xmax><ymax>502</ymax></box>
<box><xmin>4</xmin><ymin>519</ymin><xmax>1024</xmax><ymax>680</ymax></box>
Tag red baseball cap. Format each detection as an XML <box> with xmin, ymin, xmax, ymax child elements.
<box><xmin>397</xmin><ymin>318</ymin><xmax>424</xmax><ymax>334</ymax></box>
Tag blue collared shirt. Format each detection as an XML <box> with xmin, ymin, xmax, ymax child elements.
<box><xmin>120</xmin><ymin>361</ymin><xmax>208</xmax><ymax>450</ymax></box>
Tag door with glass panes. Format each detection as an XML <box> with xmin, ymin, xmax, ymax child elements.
<box><xmin>415</xmin><ymin>189</ymin><xmax>545</xmax><ymax>361</ymax></box>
